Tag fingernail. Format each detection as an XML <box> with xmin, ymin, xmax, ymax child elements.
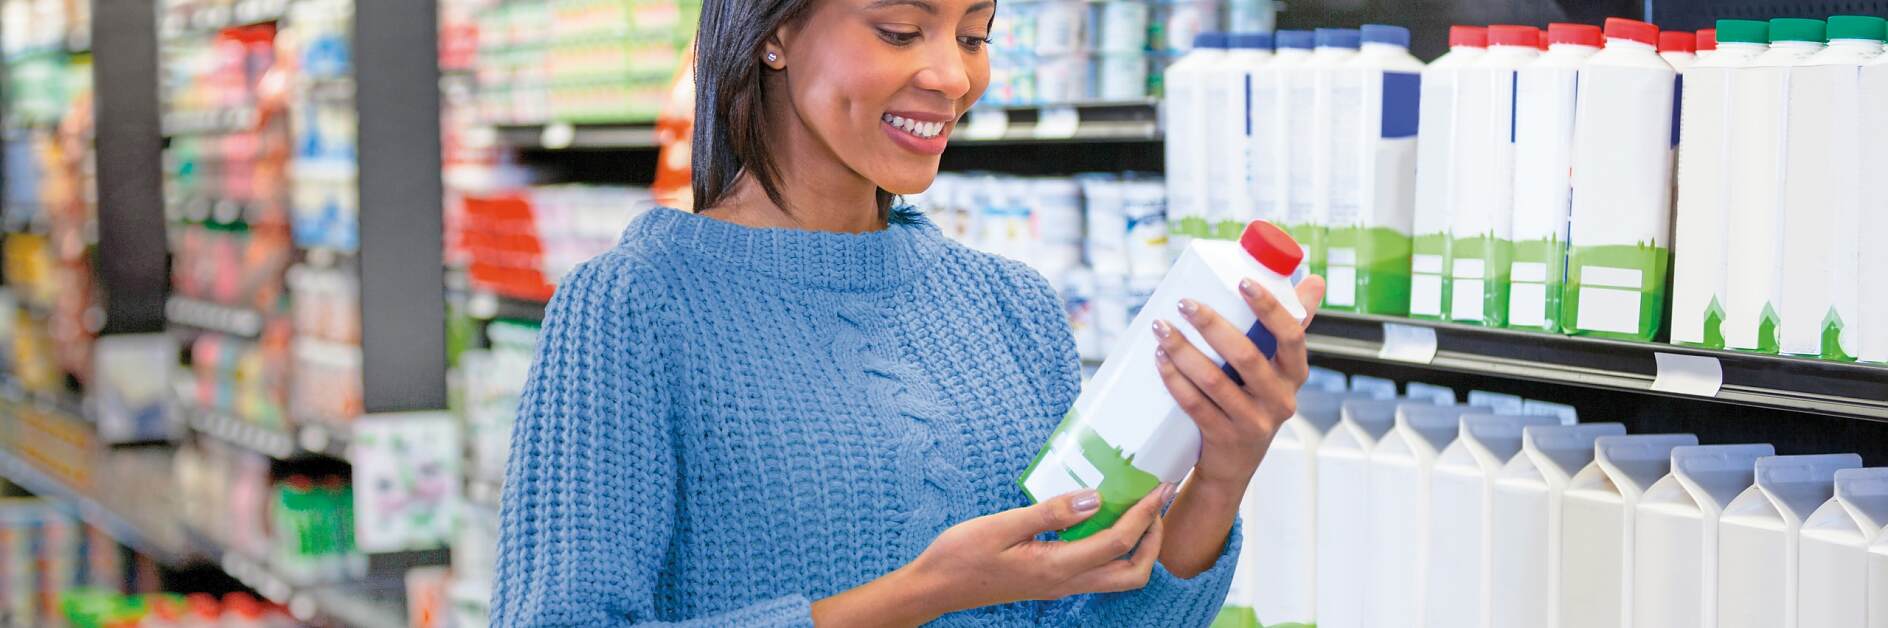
<box><xmin>1162</xmin><ymin>483</ymin><xmax>1178</xmax><ymax>503</ymax></box>
<box><xmin>1152</xmin><ymin>319</ymin><xmax>1172</xmax><ymax>340</ymax></box>
<box><xmin>1154</xmin><ymin>347</ymin><xmax>1170</xmax><ymax>365</ymax></box>
<box><xmin>1073</xmin><ymin>490</ymin><xmax>1100</xmax><ymax>513</ymax></box>
<box><xmin>1177</xmin><ymin>299</ymin><xmax>1200</xmax><ymax>320</ymax></box>
<box><xmin>1240</xmin><ymin>278</ymin><xmax>1259</xmax><ymax>297</ymax></box>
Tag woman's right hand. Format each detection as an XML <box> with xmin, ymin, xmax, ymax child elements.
<box><xmin>901</xmin><ymin>484</ymin><xmax>1173</xmax><ymax>617</ymax></box>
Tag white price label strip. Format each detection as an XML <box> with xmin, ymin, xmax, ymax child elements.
<box><xmin>1033</xmin><ymin>106</ymin><xmax>1081</xmax><ymax>139</ymax></box>
<box><xmin>541</xmin><ymin>122</ymin><xmax>576</xmax><ymax>149</ymax></box>
<box><xmin>963</xmin><ymin>109</ymin><xmax>1010</xmax><ymax>140</ymax></box>
<box><xmin>1379</xmin><ymin>323</ymin><xmax>1439</xmax><ymax>364</ymax></box>
<box><xmin>1649</xmin><ymin>352</ymin><xmax>1723</xmax><ymax>397</ymax></box>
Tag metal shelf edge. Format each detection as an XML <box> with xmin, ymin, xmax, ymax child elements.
<box><xmin>0</xmin><ymin>448</ymin><xmax>194</xmax><ymax>567</ymax></box>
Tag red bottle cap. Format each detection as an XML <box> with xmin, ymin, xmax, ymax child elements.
<box><xmin>1449</xmin><ymin>25</ymin><xmax>1488</xmax><ymax>48</ymax></box>
<box><xmin>1547</xmin><ymin>23</ymin><xmax>1604</xmax><ymax>47</ymax></box>
<box><xmin>1240</xmin><ymin>221</ymin><xmax>1305</xmax><ymax>276</ymax></box>
<box><xmin>1697</xmin><ymin>28</ymin><xmax>1717</xmax><ymax>51</ymax></box>
<box><xmin>1605</xmin><ymin>17</ymin><xmax>1660</xmax><ymax>46</ymax></box>
<box><xmin>1488</xmin><ymin>25</ymin><xmax>1541</xmax><ymax>47</ymax></box>
<box><xmin>1659</xmin><ymin>31</ymin><xmax>1696</xmax><ymax>52</ymax></box>
<box><xmin>1538</xmin><ymin>29</ymin><xmax>1549</xmax><ymax>49</ymax></box>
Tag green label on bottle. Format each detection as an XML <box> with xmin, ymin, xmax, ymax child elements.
<box><xmin>1018</xmin><ymin>409</ymin><xmax>1163</xmax><ymax>541</ymax></box>
<box><xmin>1560</xmin><ymin>243</ymin><xmax>1670</xmax><ymax>342</ymax></box>
<box><xmin>1409</xmin><ymin>232</ymin><xmax>1451</xmax><ymax>321</ymax></box>
<box><xmin>1509</xmin><ymin>237</ymin><xmax>1567</xmax><ymax>333</ymax></box>
<box><xmin>1448</xmin><ymin>235</ymin><xmax>1513</xmax><ymax>328</ymax></box>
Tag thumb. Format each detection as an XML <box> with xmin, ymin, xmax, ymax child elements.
<box><xmin>1296</xmin><ymin>274</ymin><xmax>1326</xmax><ymax>326</ymax></box>
<box><xmin>1000</xmin><ymin>489</ymin><xmax>1102</xmax><ymax>540</ymax></box>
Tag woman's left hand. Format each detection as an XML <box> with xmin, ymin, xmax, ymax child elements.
<box><xmin>1152</xmin><ymin>275</ymin><xmax>1326</xmax><ymax>490</ymax></box>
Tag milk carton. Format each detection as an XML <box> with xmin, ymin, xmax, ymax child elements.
<box><xmin>1799</xmin><ymin>467</ymin><xmax>1888</xmax><ymax>628</ymax></box>
<box><xmin>1563</xmin><ymin>18</ymin><xmax>1678</xmax><ymax>341</ymax></box>
<box><xmin>1508</xmin><ymin>24</ymin><xmax>1601</xmax><ymax>333</ymax></box>
<box><xmin>1559</xmin><ymin>433</ymin><xmax>1698</xmax><ymax>628</ymax></box>
<box><xmin>1018</xmin><ymin>221</ymin><xmax>1307</xmax><ymax>540</ymax></box>
<box><xmin>1364</xmin><ymin>403</ymin><xmax>1479</xmax><ymax>627</ymax></box>
<box><xmin>1411</xmin><ymin>26</ymin><xmax>1486</xmax><ymax>320</ymax></box>
<box><xmin>1256</xmin><ymin>30</ymin><xmax>1314</xmax><ymax>230</ymax></box>
<box><xmin>1323</xmin><ymin>24</ymin><xmax>1422</xmax><ymax>314</ymax></box>
<box><xmin>1205</xmin><ymin>33</ymin><xmax>1275</xmax><ymax>241</ymax></box>
<box><xmin>1422</xmin><ymin>414</ymin><xmax>1561</xmax><ymax>628</ymax></box>
<box><xmin>1865</xmin><ymin>35</ymin><xmax>1888</xmax><ymax>364</ymax></box>
<box><xmin>1490</xmin><ymin>423</ymin><xmax>1629</xmax><ymax>628</ymax></box>
<box><xmin>1164</xmin><ymin>33</ymin><xmax>1228</xmax><ymax>253</ymax></box>
<box><xmin>1632</xmin><ymin>443</ymin><xmax>1775</xmax><ymax>628</ymax></box>
<box><xmin>1725</xmin><ymin>19</ymin><xmax>1825</xmax><ymax>353</ymax></box>
<box><xmin>1315</xmin><ymin>398</ymin><xmax>1400</xmax><ymax>628</ymax></box>
<box><xmin>1778</xmin><ymin>16</ymin><xmax>1883</xmax><ymax>361</ymax></box>
<box><xmin>1660</xmin><ymin>31</ymin><xmax>1698</xmax><ymax>71</ymax></box>
<box><xmin>1870</xmin><ymin>527</ymin><xmax>1888</xmax><ymax>628</ymax></box>
<box><xmin>1718</xmin><ymin>453</ymin><xmax>1863</xmax><ymax>628</ymax></box>
<box><xmin>1289</xmin><ymin>28</ymin><xmax>1359</xmax><ymax>281</ymax></box>
<box><xmin>1448</xmin><ymin>25</ymin><xmax>1539</xmax><ymax>327</ymax></box>
<box><xmin>1671</xmin><ymin>19</ymin><xmax>1771</xmax><ymax>349</ymax></box>
<box><xmin>1238</xmin><ymin>389</ymin><xmax>1391</xmax><ymax>627</ymax></box>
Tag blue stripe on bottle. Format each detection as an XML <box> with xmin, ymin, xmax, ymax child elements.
<box><xmin>1245</xmin><ymin>74</ymin><xmax>1254</xmax><ymax>137</ymax></box>
<box><xmin>1220</xmin><ymin>320</ymin><xmax>1282</xmax><ymax>386</ymax></box>
<box><xmin>1670</xmin><ymin>74</ymin><xmax>1683</xmax><ymax>148</ymax></box>
<box><xmin>1509</xmin><ymin>71</ymin><xmax>1520</xmax><ymax>144</ymax></box>
<box><xmin>1381</xmin><ymin>72</ymin><xmax>1421</xmax><ymax>138</ymax></box>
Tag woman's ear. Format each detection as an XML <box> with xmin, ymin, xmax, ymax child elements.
<box><xmin>762</xmin><ymin>25</ymin><xmax>793</xmax><ymax>70</ymax></box>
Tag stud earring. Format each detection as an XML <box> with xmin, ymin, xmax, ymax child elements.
<box><xmin>766</xmin><ymin>52</ymin><xmax>779</xmax><ymax>63</ymax></box>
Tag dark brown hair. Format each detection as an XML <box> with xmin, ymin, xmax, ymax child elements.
<box><xmin>691</xmin><ymin>0</ymin><xmax>897</xmax><ymax>216</ymax></box>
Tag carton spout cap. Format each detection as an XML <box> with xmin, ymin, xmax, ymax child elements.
<box><xmin>1240</xmin><ymin>221</ymin><xmax>1304</xmax><ymax>276</ymax></box>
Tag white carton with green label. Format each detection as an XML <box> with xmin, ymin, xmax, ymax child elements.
<box><xmin>1315</xmin><ymin>398</ymin><xmax>1401</xmax><ymax>628</ymax></box>
<box><xmin>1410</xmin><ymin>27</ymin><xmax>1486</xmax><ymax>321</ymax></box>
<box><xmin>1559</xmin><ymin>433</ymin><xmax>1697</xmax><ymax>628</ymax></box>
<box><xmin>1718</xmin><ymin>453</ymin><xmax>1862</xmax><ymax>628</ymax></box>
<box><xmin>1671</xmin><ymin>19</ymin><xmax>1770</xmax><ymax>349</ymax></box>
<box><xmin>1491</xmin><ymin>423</ymin><xmax>1627</xmax><ymax>628</ymax></box>
<box><xmin>1423</xmin><ymin>414</ymin><xmax>1560</xmax><ymax>628</ymax></box>
<box><xmin>1864</xmin><ymin>38</ymin><xmax>1888</xmax><ymax>364</ymax></box>
<box><xmin>1509</xmin><ymin>24</ymin><xmax>1600</xmax><ymax>333</ymax></box>
<box><xmin>1324</xmin><ymin>24</ymin><xmax>1422</xmax><ymax>315</ymax></box>
<box><xmin>1797</xmin><ymin>467</ymin><xmax>1888</xmax><ymax>628</ymax></box>
<box><xmin>1019</xmin><ymin>221</ymin><xmax>1306</xmax><ymax>541</ymax></box>
<box><xmin>1632</xmin><ymin>444</ymin><xmax>1773</xmax><ymax>628</ymax></box>
<box><xmin>1448</xmin><ymin>26</ymin><xmax>1538</xmax><ymax>327</ymax></box>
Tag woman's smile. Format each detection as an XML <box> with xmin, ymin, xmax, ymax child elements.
<box><xmin>881</xmin><ymin>110</ymin><xmax>955</xmax><ymax>154</ymax></box>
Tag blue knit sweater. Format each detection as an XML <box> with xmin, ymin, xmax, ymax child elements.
<box><xmin>491</xmin><ymin>206</ymin><xmax>1240</xmax><ymax>626</ymax></box>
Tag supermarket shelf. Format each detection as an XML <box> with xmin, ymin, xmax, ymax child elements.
<box><xmin>0</xmin><ymin>375</ymin><xmax>87</xmax><ymax>422</ymax></box>
<box><xmin>185</xmin><ymin>406</ymin><xmax>355</xmax><ymax>461</ymax></box>
<box><xmin>166</xmin><ymin>296</ymin><xmax>265</xmax><ymax>339</ymax></box>
<box><xmin>464</xmin><ymin>290</ymin><xmax>547</xmax><ymax>322</ymax></box>
<box><xmin>488</xmin><ymin>101</ymin><xmax>1161</xmax><ymax>151</ymax></box>
<box><xmin>185</xmin><ymin>527</ymin><xmax>405</xmax><ymax>628</ymax></box>
<box><xmin>160</xmin><ymin>107</ymin><xmax>259</xmax><ymax>137</ymax></box>
<box><xmin>1305</xmin><ymin>311</ymin><xmax>1888</xmax><ymax>422</ymax></box>
<box><xmin>159</xmin><ymin>0</ymin><xmax>290</xmax><ymax>40</ymax></box>
<box><xmin>0</xmin><ymin>446</ymin><xmax>195</xmax><ymax>567</ymax></box>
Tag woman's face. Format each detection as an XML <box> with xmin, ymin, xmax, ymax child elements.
<box><xmin>771</xmin><ymin>0</ymin><xmax>994</xmax><ymax>195</ymax></box>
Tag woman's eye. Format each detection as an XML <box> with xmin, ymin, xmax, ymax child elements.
<box><xmin>878</xmin><ymin>28</ymin><xmax>921</xmax><ymax>46</ymax></box>
<box><xmin>958</xmin><ymin>35</ymin><xmax>989</xmax><ymax>51</ymax></box>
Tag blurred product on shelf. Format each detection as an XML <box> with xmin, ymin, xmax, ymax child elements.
<box><xmin>174</xmin><ymin>440</ymin><xmax>364</xmax><ymax>584</ymax></box>
<box><xmin>471</xmin><ymin>0</ymin><xmax>701</xmax><ymax>125</ymax></box>
<box><xmin>910</xmin><ymin>171</ymin><xmax>1166</xmax><ymax>362</ymax></box>
<box><xmin>457</xmin><ymin>185</ymin><xmax>654</xmax><ymax>301</ymax></box>
<box><xmin>981</xmin><ymin>0</ymin><xmax>1274</xmax><ymax>106</ymax></box>
<box><xmin>0</xmin><ymin>499</ymin><xmax>128</xmax><ymax>627</ymax></box>
<box><xmin>60</xmin><ymin>590</ymin><xmax>298</xmax><ymax>628</ymax></box>
<box><xmin>351</xmin><ymin>415</ymin><xmax>460</xmax><ymax>554</ymax></box>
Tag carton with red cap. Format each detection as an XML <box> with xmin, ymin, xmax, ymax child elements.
<box><xmin>1411</xmin><ymin>25</ymin><xmax>1488</xmax><ymax>321</ymax></box>
<box><xmin>1448</xmin><ymin>25</ymin><xmax>1540</xmax><ymax>328</ymax></box>
<box><xmin>1510</xmin><ymin>23</ymin><xmax>1603</xmax><ymax>334</ymax></box>
<box><xmin>1019</xmin><ymin>220</ymin><xmax>1309</xmax><ymax>541</ymax></box>
<box><xmin>1564</xmin><ymin>17</ymin><xmax>1678</xmax><ymax>342</ymax></box>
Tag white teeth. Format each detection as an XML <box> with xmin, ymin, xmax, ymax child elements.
<box><xmin>884</xmin><ymin>115</ymin><xmax>944</xmax><ymax>139</ymax></box>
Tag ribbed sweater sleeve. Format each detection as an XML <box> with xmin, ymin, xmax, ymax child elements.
<box><xmin>489</xmin><ymin>255</ymin><xmax>815</xmax><ymax>627</ymax></box>
<box><xmin>996</xmin><ymin>262</ymin><xmax>1245</xmax><ymax>627</ymax></box>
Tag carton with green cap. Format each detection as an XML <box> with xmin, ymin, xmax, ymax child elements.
<box><xmin>1673</xmin><ymin>19</ymin><xmax>1771</xmax><ymax>350</ymax></box>
<box><xmin>1725</xmin><ymin>18</ymin><xmax>1826</xmax><ymax>353</ymax></box>
<box><xmin>1779</xmin><ymin>15</ymin><xmax>1884</xmax><ymax>361</ymax></box>
<box><xmin>1861</xmin><ymin>26</ymin><xmax>1888</xmax><ymax>364</ymax></box>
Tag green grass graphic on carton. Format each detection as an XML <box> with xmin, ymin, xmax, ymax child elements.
<box><xmin>1018</xmin><ymin>409</ymin><xmax>1163</xmax><ymax>541</ymax></box>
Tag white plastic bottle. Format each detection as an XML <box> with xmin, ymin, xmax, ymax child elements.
<box><xmin>1778</xmin><ymin>15</ymin><xmax>1884</xmax><ymax>361</ymax></box>
<box><xmin>1325</xmin><ymin>24</ymin><xmax>1422</xmax><ymax>315</ymax></box>
<box><xmin>1563</xmin><ymin>18</ymin><xmax>1678</xmax><ymax>342</ymax></box>
<box><xmin>1018</xmin><ymin>221</ymin><xmax>1306</xmax><ymax>540</ymax></box>
<box><xmin>1719</xmin><ymin>454</ymin><xmax>1864</xmax><ymax>628</ymax></box>
<box><xmin>1866</xmin><ymin>29</ymin><xmax>1888</xmax><ymax>364</ymax></box>
<box><xmin>1725</xmin><ymin>18</ymin><xmax>1825</xmax><ymax>353</ymax></box>
<box><xmin>1632</xmin><ymin>443</ymin><xmax>1775</xmax><ymax>628</ymax></box>
<box><xmin>1508</xmin><ymin>23</ymin><xmax>1602</xmax><ymax>333</ymax></box>
<box><xmin>1448</xmin><ymin>25</ymin><xmax>1539</xmax><ymax>327</ymax></box>
<box><xmin>1288</xmin><ymin>28</ymin><xmax>1358</xmax><ymax>281</ymax></box>
<box><xmin>1204</xmin><ymin>33</ymin><xmax>1275</xmax><ymax>241</ymax></box>
<box><xmin>1252</xmin><ymin>30</ymin><xmax>1314</xmax><ymax>227</ymax></box>
<box><xmin>1410</xmin><ymin>25</ymin><xmax>1486</xmax><ymax>321</ymax></box>
<box><xmin>1164</xmin><ymin>32</ymin><xmax>1228</xmax><ymax>255</ymax></box>
<box><xmin>1659</xmin><ymin>31</ymin><xmax>1698</xmax><ymax>71</ymax></box>
<box><xmin>1671</xmin><ymin>19</ymin><xmax>1771</xmax><ymax>349</ymax></box>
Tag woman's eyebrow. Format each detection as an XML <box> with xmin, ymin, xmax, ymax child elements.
<box><xmin>866</xmin><ymin>0</ymin><xmax>937</xmax><ymax>14</ymax></box>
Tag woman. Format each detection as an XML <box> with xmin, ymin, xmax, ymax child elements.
<box><xmin>489</xmin><ymin>0</ymin><xmax>1327</xmax><ymax>625</ymax></box>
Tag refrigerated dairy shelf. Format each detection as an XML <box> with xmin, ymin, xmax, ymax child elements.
<box><xmin>1305</xmin><ymin>311</ymin><xmax>1888</xmax><ymax>422</ymax></box>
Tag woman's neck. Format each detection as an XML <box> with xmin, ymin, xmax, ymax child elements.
<box><xmin>703</xmin><ymin>84</ymin><xmax>887</xmax><ymax>234</ymax></box>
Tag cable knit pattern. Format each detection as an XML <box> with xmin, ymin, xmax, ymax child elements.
<box><xmin>491</xmin><ymin>206</ymin><xmax>1241</xmax><ymax>627</ymax></box>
